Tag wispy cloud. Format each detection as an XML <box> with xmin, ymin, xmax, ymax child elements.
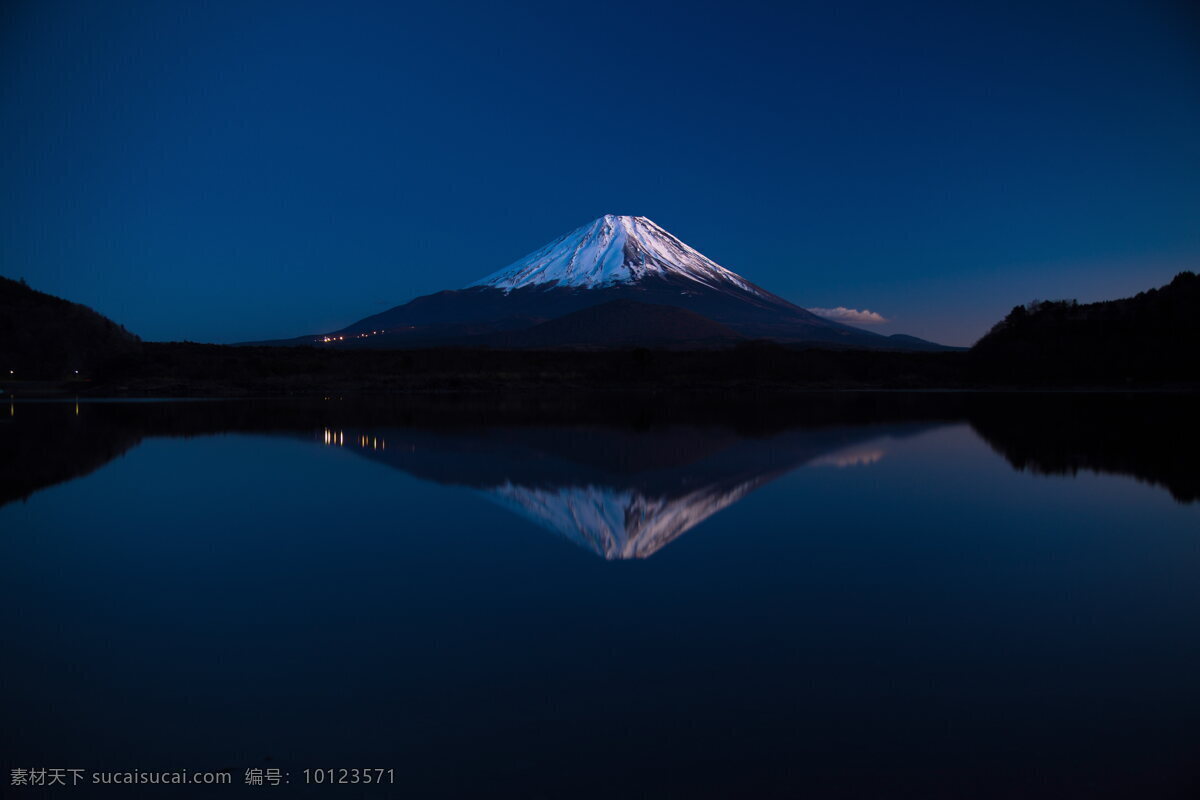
<box><xmin>807</xmin><ymin>306</ymin><xmax>889</xmax><ymax>325</ymax></box>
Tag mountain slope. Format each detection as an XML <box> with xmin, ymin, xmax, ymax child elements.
<box><xmin>883</xmin><ymin>333</ymin><xmax>965</xmax><ymax>352</ymax></box>
<box><xmin>482</xmin><ymin>299</ymin><xmax>744</xmax><ymax>349</ymax></box>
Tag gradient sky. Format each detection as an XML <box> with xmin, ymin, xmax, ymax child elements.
<box><xmin>3</xmin><ymin>0</ymin><xmax>1199</xmax><ymax>346</ymax></box>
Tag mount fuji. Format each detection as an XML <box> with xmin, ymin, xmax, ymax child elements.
<box><xmin>265</xmin><ymin>215</ymin><xmax>953</xmax><ymax>350</ymax></box>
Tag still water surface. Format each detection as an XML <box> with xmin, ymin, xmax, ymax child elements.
<box><xmin>2</xmin><ymin>395</ymin><xmax>1198</xmax><ymax>797</ymax></box>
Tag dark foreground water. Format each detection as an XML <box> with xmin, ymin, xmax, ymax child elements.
<box><xmin>2</xmin><ymin>394</ymin><xmax>1198</xmax><ymax>798</ymax></box>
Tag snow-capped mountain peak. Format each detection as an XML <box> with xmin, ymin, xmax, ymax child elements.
<box><xmin>467</xmin><ymin>214</ymin><xmax>763</xmax><ymax>296</ymax></box>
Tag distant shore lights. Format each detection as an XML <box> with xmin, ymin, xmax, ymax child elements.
<box><xmin>318</xmin><ymin>330</ymin><xmax>385</xmax><ymax>343</ymax></box>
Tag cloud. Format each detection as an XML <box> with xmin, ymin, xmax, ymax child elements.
<box><xmin>806</xmin><ymin>306</ymin><xmax>889</xmax><ymax>325</ymax></box>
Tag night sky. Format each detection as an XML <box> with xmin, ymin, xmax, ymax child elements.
<box><xmin>3</xmin><ymin>0</ymin><xmax>1198</xmax><ymax>346</ymax></box>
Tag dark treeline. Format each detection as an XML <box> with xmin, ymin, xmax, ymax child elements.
<box><xmin>96</xmin><ymin>340</ymin><xmax>975</xmax><ymax>395</ymax></box>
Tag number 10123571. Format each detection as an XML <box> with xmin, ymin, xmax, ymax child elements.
<box><xmin>302</xmin><ymin>768</ymin><xmax>395</xmax><ymax>784</ymax></box>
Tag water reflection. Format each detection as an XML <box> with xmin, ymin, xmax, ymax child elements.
<box><xmin>810</xmin><ymin>446</ymin><xmax>886</xmax><ymax>468</ymax></box>
<box><xmin>322</xmin><ymin>428</ymin><xmax>386</xmax><ymax>450</ymax></box>
<box><xmin>970</xmin><ymin>402</ymin><xmax>1200</xmax><ymax>503</ymax></box>
<box><xmin>328</xmin><ymin>423</ymin><xmax>925</xmax><ymax>558</ymax></box>
<box><xmin>3</xmin><ymin>393</ymin><xmax>1197</xmax><ymax>799</ymax></box>
<box><xmin>1</xmin><ymin>394</ymin><xmax>1195</xmax><ymax>547</ymax></box>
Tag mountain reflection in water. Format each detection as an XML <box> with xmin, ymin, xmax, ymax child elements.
<box><xmin>319</xmin><ymin>423</ymin><xmax>923</xmax><ymax>558</ymax></box>
<box><xmin>2</xmin><ymin>394</ymin><xmax>1195</xmax><ymax>557</ymax></box>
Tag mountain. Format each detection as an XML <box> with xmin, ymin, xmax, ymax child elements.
<box><xmin>262</xmin><ymin>215</ymin><xmax>955</xmax><ymax>351</ymax></box>
<box><xmin>0</xmin><ymin>275</ymin><xmax>141</xmax><ymax>379</ymax></box>
<box><xmin>483</xmin><ymin>299</ymin><xmax>744</xmax><ymax>349</ymax></box>
<box><xmin>970</xmin><ymin>271</ymin><xmax>1200</xmax><ymax>381</ymax></box>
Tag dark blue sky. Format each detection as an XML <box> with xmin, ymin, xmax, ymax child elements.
<box><xmin>3</xmin><ymin>0</ymin><xmax>1198</xmax><ymax>345</ymax></box>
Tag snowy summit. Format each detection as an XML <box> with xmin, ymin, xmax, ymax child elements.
<box><xmin>467</xmin><ymin>214</ymin><xmax>763</xmax><ymax>296</ymax></box>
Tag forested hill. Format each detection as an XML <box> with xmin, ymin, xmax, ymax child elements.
<box><xmin>971</xmin><ymin>271</ymin><xmax>1199</xmax><ymax>382</ymax></box>
<box><xmin>0</xmin><ymin>275</ymin><xmax>141</xmax><ymax>379</ymax></box>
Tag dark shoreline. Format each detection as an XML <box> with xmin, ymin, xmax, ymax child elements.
<box><xmin>3</xmin><ymin>341</ymin><xmax>1198</xmax><ymax>398</ymax></box>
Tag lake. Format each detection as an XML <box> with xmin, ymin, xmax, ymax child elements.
<box><xmin>2</xmin><ymin>393</ymin><xmax>1198</xmax><ymax>798</ymax></box>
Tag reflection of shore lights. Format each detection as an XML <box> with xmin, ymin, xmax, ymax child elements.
<box><xmin>322</xmin><ymin>428</ymin><xmax>348</xmax><ymax>447</ymax></box>
<box><xmin>321</xmin><ymin>428</ymin><xmax>382</xmax><ymax>450</ymax></box>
